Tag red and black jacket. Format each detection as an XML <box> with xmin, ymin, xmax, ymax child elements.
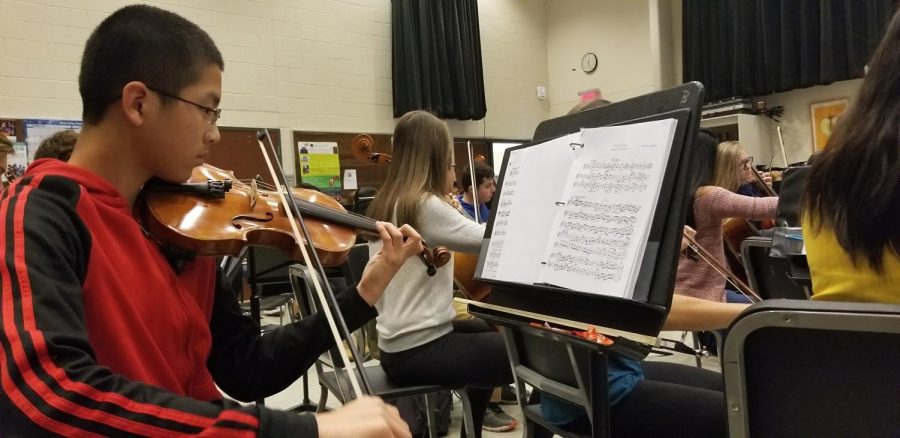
<box><xmin>0</xmin><ymin>160</ymin><xmax>375</xmax><ymax>436</ymax></box>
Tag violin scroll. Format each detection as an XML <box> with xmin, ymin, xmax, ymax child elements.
<box><xmin>417</xmin><ymin>245</ymin><xmax>451</xmax><ymax>277</ymax></box>
<box><xmin>351</xmin><ymin>134</ymin><xmax>391</xmax><ymax>165</ymax></box>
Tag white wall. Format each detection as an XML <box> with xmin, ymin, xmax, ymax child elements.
<box><xmin>545</xmin><ymin>0</ymin><xmax>657</xmax><ymax>117</ymax></box>
<box><xmin>0</xmin><ymin>0</ymin><xmax>547</xmax><ymax>141</ymax></box>
<box><xmin>761</xmin><ymin>78</ymin><xmax>863</xmax><ymax>164</ymax></box>
<box><xmin>447</xmin><ymin>0</ymin><xmax>548</xmax><ymax>140</ymax></box>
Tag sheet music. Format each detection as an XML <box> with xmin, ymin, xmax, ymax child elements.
<box><xmin>540</xmin><ymin>120</ymin><xmax>676</xmax><ymax>297</ymax></box>
<box><xmin>481</xmin><ymin>120</ymin><xmax>677</xmax><ymax>299</ymax></box>
<box><xmin>482</xmin><ymin>132</ymin><xmax>583</xmax><ymax>284</ymax></box>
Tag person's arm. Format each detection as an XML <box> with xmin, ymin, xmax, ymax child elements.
<box><xmin>209</xmin><ymin>222</ymin><xmax>422</xmax><ymax>401</ymax></box>
<box><xmin>663</xmin><ymin>294</ymin><xmax>750</xmax><ymax>331</ymax></box>
<box><xmin>417</xmin><ymin>195</ymin><xmax>485</xmax><ymax>253</ymax></box>
<box><xmin>0</xmin><ymin>176</ymin><xmax>313</xmax><ymax>436</ymax></box>
<box><xmin>702</xmin><ymin>186</ymin><xmax>778</xmax><ymax>221</ymax></box>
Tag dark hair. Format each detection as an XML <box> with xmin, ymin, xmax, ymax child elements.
<box><xmin>460</xmin><ymin>161</ymin><xmax>495</xmax><ymax>192</ymax></box>
<box><xmin>79</xmin><ymin>5</ymin><xmax>224</xmax><ymax>124</ymax></box>
<box><xmin>34</xmin><ymin>130</ymin><xmax>78</xmax><ymax>162</ymax></box>
<box><xmin>803</xmin><ymin>8</ymin><xmax>900</xmax><ymax>272</ymax></box>
<box><xmin>685</xmin><ymin>130</ymin><xmax>718</xmax><ymax>228</ymax></box>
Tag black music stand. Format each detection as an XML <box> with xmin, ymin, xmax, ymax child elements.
<box><xmin>468</xmin><ymin>83</ymin><xmax>705</xmax><ymax>437</ymax></box>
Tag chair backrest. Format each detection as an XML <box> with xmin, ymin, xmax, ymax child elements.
<box><xmin>247</xmin><ymin>246</ymin><xmax>295</xmax><ymax>296</ymax></box>
<box><xmin>343</xmin><ymin>243</ymin><xmax>370</xmax><ymax>285</ymax></box>
<box><xmin>500</xmin><ymin>325</ymin><xmax>610</xmax><ymax>438</ymax></box>
<box><xmin>740</xmin><ymin>237</ymin><xmax>809</xmax><ymax>300</ymax></box>
<box><xmin>774</xmin><ymin>166</ymin><xmax>810</xmax><ymax>228</ymax></box>
<box><xmin>723</xmin><ymin>299</ymin><xmax>900</xmax><ymax>438</ymax></box>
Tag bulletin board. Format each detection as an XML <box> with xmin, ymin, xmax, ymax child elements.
<box><xmin>292</xmin><ymin>131</ymin><xmax>393</xmax><ymax>204</ymax></box>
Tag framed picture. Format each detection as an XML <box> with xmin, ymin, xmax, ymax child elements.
<box><xmin>810</xmin><ymin>99</ymin><xmax>848</xmax><ymax>150</ymax></box>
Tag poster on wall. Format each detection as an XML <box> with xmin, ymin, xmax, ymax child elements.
<box><xmin>297</xmin><ymin>141</ymin><xmax>342</xmax><ymax>197</ymax></box>
<box><xmin>810</xmin><ymin>99</ymin><xmax>848</xmax><ymax>151</ymax></box>
<box><xmin>25</xmin><ymin>119</ymin><xmax>83</xmax><ymax>163</ymax></box>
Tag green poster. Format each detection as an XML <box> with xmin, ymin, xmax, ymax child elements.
<box><xmin>297</xmin><ymin>141</ymin><xmax>341</xmax><ymax>195</ymax></box>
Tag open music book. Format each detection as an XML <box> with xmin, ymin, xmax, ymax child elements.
<box><xmin>481</xmin><ymin>119</ymin><xmax>678</xmax><ymax>299</ymax></box>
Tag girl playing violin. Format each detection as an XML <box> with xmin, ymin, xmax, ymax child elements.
<box><xmin>367</xmin><ymin>110</ymin><xmax>515</xmax><ymax>436</ymax></box>
<box><xmin>675</xmin><ymin>133</ymin><xmax>778</xmax><ymax>303</ymax></box>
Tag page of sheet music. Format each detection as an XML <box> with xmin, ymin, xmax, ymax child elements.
<box><xmin>539</xmin><ymin>119</ymin><xmax>677</xmax><ymax>298</ymax></box>
<box><xmin>481</xmin><ymin>132</ymin><xmax>583</xmax><ymax>284</ymax></box>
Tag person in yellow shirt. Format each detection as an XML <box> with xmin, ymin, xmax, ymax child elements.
<box><xmin>802</xmin><ymin>7</ymin><xmax>900</xmax><ymax>304</ymax></box>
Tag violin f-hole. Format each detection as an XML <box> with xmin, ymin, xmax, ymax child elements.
<box><xmin>232</xmin><ymin>212</ymin><xmax>275</xmax><ymax>229</ymax></box>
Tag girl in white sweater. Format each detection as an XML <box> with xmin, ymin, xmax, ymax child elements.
<box><xmin>367</xmin><ymin>110</ymin><xmax>513</xmax><ymax>436</ymax></box>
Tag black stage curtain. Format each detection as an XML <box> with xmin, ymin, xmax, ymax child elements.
<box><xmin>392</xmin><ymin>0</ymin><xmax>486</xmax><ymax>120</ymax></box>
<box><xmin>684</xmin><ymin>0</ymin><xmax>895</xmax><ymax>102</ymax></box>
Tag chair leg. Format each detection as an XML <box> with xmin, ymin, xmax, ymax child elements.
<box><xmin>455</xmin><ymin>390</ymin><xmax>477</xmax><ymax>438</ymax></box>
<box><xmin>424</xmin><ymin>393</ymin><xmax>438</xmax><ymax>438</ymax></box>
<box><xmin>316</xmin><ymin>384</ymin><xmax>329</xmax><ymax>413</ymax></box>
<box><xmin>691</xmin><ymin>332</ymin><xmax>703</xmax><ymax>368</ymax></box>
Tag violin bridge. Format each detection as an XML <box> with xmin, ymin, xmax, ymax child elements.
<box><xmin>250</xmin><ymin>179</ymin><xmax>259</xmax><ymax>209</ymax></box>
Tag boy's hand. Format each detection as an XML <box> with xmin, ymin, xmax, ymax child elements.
<box><xmin>357</xmin><ymin>222</ymin><xmax>423</xmax><ymax>306</ymax></box>
<box><xmin>316</xmin><ymin>396</ymin><xmax>411</xmax><ymax>438</ymax></box>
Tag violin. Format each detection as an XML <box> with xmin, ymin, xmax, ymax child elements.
<box><xmin>139</xmin><ymin>163</ymin><xmax>450</xmax><ymax>274</ymax></box>
<box><xmin>351</xmin><ymin>134</ymin><xmax>492</xmax><ymax>301</ymax></box>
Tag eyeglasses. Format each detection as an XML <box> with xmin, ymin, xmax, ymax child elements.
<box><xmin>147</xmin><ymin>86</ymin><xmax>221</xmax><ymax>125</ymax></box>
<box><xmin>740</xmin><ymin>156</ymin><xmax>754</xmax><ymax>169</ymax></box>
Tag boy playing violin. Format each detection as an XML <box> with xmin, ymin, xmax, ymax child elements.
<box><xmin>0</xmin><ymin>5</ymin><xmax>418</xmax><ymax>437</ymax></box>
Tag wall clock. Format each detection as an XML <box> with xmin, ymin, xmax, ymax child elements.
<box><xmin>581</xmin><ymin>52</ymin><xmax>598</xmax><ymax>73</ymax></box>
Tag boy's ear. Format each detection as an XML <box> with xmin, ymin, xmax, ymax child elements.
<box><xmin>120</xmin><ymin>81</ymin><xmax>150</xmax><ymax>127</ymax></box>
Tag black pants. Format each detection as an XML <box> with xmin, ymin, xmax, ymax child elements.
<box><xmin>380</xmin><ymin>319</ymin><xmax>513</xmax><ymax>437</ymax></box>
<box><xmin>533</xmin><ymin>361</ymin><xmax>726</xmax><ymax>438</ymax></box>
<box><xmin>611</xmin><ymin>361</ymin><xmax>726</xmax><ymax>437</ymax></box>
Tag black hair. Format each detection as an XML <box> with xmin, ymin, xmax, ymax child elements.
<box><xmin>79</xmin><ymin>4</ymin><xmax>224</xmax><ymax>124</ymax></box>
<box><xmin>685</xmin><ymin>130</ymin><xmax>718</xmax><ymax>228</ymax></box>
<box><xmin>803</xmin><ymin>8</ymin><xmax>900</xmax><ymax>272</ymax></box>
<box><xmin>460</xmin><ymin>161</ymin><xmax>495</xmax><ymax>192</ymax></box>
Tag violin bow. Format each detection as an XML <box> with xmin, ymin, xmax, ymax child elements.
<box><xmin>776</xmin><ymin>126</ymin><xmax>789</xmax><ymax>168</ymax></box>
<box><xmin>465</xmin><ymin>140</ymin><xmax>480</xmax><ymax>223</ymax></box>
<box><xmin>255</xmin><ymin>130</ymin><xmax>371</xmax><ymax>399</ymax></box>
<box><xmin>683</xmin><ymin>231</ymin><xmax>762</xmax><ymax>303</ymax></box>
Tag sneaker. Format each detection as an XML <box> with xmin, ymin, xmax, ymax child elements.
<box><xmin>499</xmin><ymin>385</ymin><xmax>518</xmax><ymax>405</ymax></box>
<box><xmin>482</xmin><ymin>403</ymin><xmax>517</xmax><ymax>432</ymax></box>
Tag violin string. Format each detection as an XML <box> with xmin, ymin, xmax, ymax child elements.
<box><xmin>234</xmin><ymin>178</ymin><xmax>378</xmax><ymax>227</ymax></box>
<box><xmin>253</xmin><ymin>135</ymin><xmax>366</xmax><ymax>396</ymax></box>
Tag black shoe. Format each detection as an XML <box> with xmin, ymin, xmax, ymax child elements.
<box><xmin>499</xmin><ymin>385</ymin><xmax>518</xmax><ymax>405</ymax></box>
<box><xmin>482</xmin><ymin>403</ymin><xmax>517</xmax><ymax>432</ymax></box>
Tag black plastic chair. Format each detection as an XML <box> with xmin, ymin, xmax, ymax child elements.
<box><xmin>740</xmin><ymin>237</ymin><xmax>809</xmax><ymax>300</ymax></box>
<box><xmin>723</xmin><ymin>299</ymin><xmax>900</xmax><ymax>437</ymax></box>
